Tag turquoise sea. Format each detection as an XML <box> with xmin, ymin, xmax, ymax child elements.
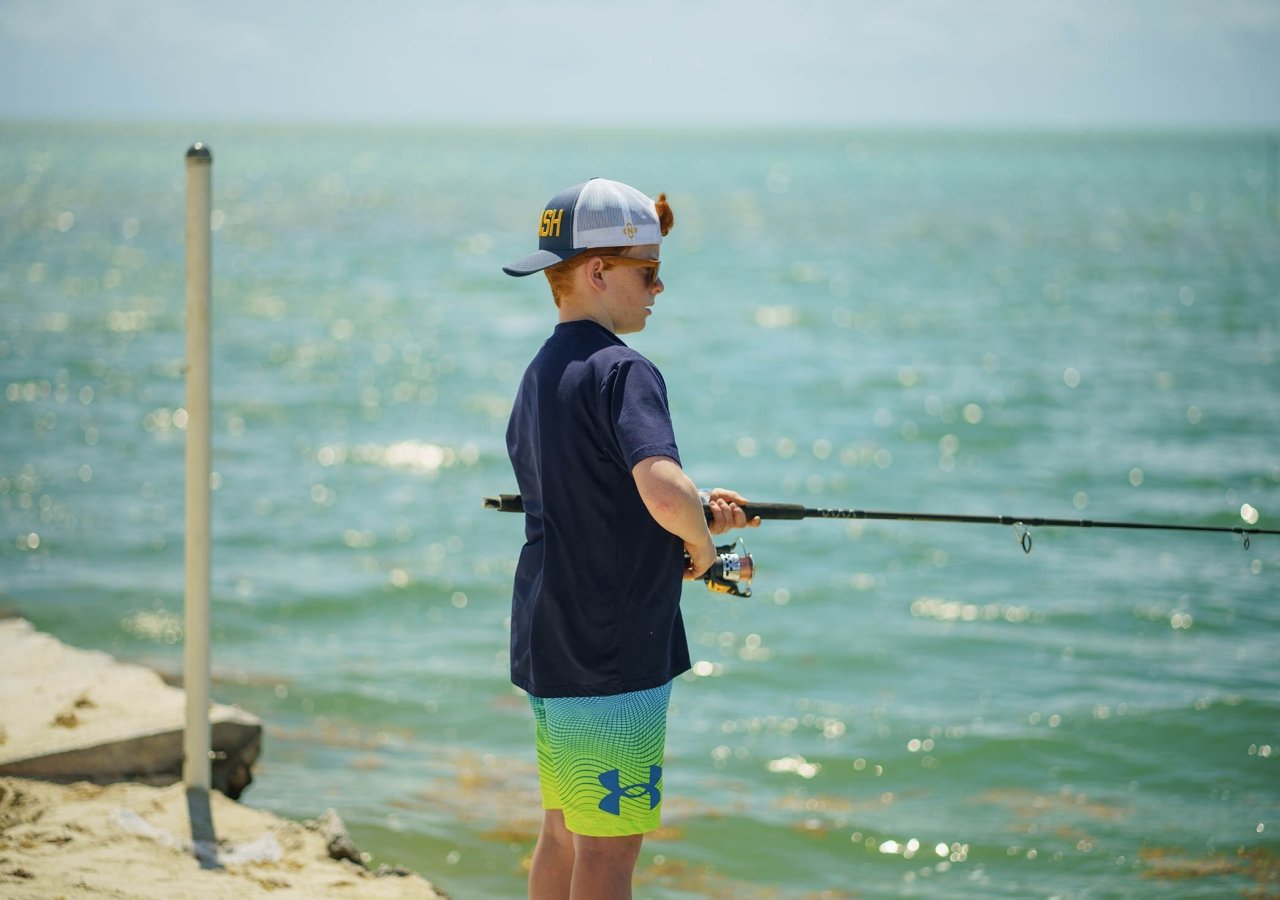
<box><xmin>2</xmin><ymin>124</ymin><xmax>1278</xmax><ymax>898</ymax></box>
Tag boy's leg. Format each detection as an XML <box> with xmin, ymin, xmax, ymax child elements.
<box><xmin>529</xmin><ymin>806</ymin><xmax>645</xmax><ymax>900</ymax></box>
<box><xmin>570</xmin><ymin>832</ymin><xmax>644</xmax><ymax>900</ymax></box>
<box><xmin>530</xmin><ymin>808</ymin><xmax>574</xmax><ymax>900</ymax></box>
<box><xmin>529</xmin><ymin>696</ymin><xmax>574</xmax><ymax>898</ymax></box>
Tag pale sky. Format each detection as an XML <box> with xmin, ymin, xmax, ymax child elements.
<box><xmin>2</xmin><ymin>0</ymin><xmax>1278</xmax><ymax>127</ymax></box>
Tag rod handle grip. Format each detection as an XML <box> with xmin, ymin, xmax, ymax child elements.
<box><xmin>484</xmin><ymin>494</ymin><xmax>524</xmax><ymax>513</ymax></box>
<box><xmin>485</xmin><ymin>494</ymin><xmax>806</xmax><ymax>521</ymax></box>
<box><xmin>731</xmin><ymin>502</ymin><xmax>807</xmax><ymax>521</ymax></box>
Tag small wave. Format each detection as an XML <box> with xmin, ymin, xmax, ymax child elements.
<box><xmin>910</xmin><ymin>596</ymin><xmax>1044</xmax><ymax>625</ymax></box>
<box><xmin>316</xmin><ymin>440</ymin><xmax>480</xmax><ymax>475</ymax></box>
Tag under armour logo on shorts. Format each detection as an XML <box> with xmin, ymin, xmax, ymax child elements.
<box><xmin>597</xmin><ymin>766</ymin><xmax>662</xmax><ymax>815</ymax></box>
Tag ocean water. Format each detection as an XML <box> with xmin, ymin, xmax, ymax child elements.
<box><xmin>2</xmin><ymin>123</ymin><xmax>1278</xmax><ymax>898</ymax></box>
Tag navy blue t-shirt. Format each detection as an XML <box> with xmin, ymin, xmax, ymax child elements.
<box><xmin>506</xmin><ymin>320</ymin><xmax>691</xmax><ymax>697</ymax></box>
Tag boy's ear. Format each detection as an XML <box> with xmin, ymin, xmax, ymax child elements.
<box><xmin>583</xmin><ymin>256</ymin><xmax>609</xmax><ymax>293</ymax></box>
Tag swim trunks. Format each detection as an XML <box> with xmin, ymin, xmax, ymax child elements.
<box><xmin>529</xmin><ymin>682</ymin><xmax>672</xmax><ymax>836</ymax></box>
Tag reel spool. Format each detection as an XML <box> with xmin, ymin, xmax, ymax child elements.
<box><xmin>701</xmin><ymin>539</ymin><xmax>753</xmax><ymax>598</ymax></box>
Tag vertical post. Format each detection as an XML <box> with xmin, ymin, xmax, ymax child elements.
<box><xmin>1270</xmin><ymin>136</ymin><xmax>1279</xmax><ymax>223</ymax></box>
<box><xmin>184</xmin><ymin>143</ymin><xmax>213</xmax><ymax>791</ymax></box>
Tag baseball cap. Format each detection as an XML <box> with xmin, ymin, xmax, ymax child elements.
<box><xmin>502</xmin><ymin>178</ymin><xmax>663</xmax><ymax>277</ymax></box>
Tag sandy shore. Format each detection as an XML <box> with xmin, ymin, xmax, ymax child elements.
<box><xmin>0</xmin><ymin>619</ymin><xmax>447</xmax><ymax>898</ymax></box>
<box><xmin>0</xmin><ymin>776</ymin><xmax>448</xmax><ymax>898</ymax></box>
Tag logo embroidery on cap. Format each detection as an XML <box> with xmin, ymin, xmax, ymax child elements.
<box><xmin>622</xmin><ymin>222</ymin><xmax>637</xmax><ymax>239</ymax></box>
<box><xmin>539</xmin><ymin>209</ymin><xmax>564</xmax><ymax>238</ymax></box>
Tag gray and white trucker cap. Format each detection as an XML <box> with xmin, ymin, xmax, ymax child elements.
<box><xmin>502</xmin><ymin>178</ymin><xmax>662</xmax><ymax>277</ymax></box>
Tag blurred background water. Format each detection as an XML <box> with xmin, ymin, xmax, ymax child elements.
<box><xmin>2</xmin><ymin>123</ymin><xmax>1278</xmax><ymax>898</ymax></box>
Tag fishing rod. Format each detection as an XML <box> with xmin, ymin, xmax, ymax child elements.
<box><xmin>484</xmin><ymin>493</ymin><xmax>1277</xmax><ymax>595</ymax></box>
<box><xmin>482</xmin><ymin>493</ymin><xmax>1274</xmax><ymax>547</ymax></box>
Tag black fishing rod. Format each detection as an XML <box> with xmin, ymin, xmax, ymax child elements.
<box><xmin>482</xmin><ymin>493</ymin><xmax>1277</xmax><ymax>555</ymax></box>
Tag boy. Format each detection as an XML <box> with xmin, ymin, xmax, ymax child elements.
<box><xmin>502</xmin><ymin>178</ymin><xmax>758</xmax><ymax>898</ymax></box>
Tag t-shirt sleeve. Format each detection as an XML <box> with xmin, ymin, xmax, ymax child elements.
<box><xmin>607</xmin><ymin>358</ymin><xmax>681</xmax><ymax>470</ymax></box>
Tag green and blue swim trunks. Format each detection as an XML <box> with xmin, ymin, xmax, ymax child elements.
<box><xmin>529</xmin><ymin>682</ymin><xmax>672</xmax><ymax>837</ymax></box>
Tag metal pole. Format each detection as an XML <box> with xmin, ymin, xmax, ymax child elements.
<box><xmin>183</xmin><ymin>143</ymin><xmax>212</xmax><ymax>791</ymax></box>
<box><xmin>1270</xmin><ymin>136</ymin><xmax>1279</xmax><ymax>223</ymax></box>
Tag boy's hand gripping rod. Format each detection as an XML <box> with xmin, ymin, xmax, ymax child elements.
<box><xmin>483</xmin><ymin>494</ymin><xmax>756</xmax><ymax>597</ymax></box>
<box><xmin>484</xmin><ymin>492</ymin><xmax>1277</xmax><ymax>568</ymax></box>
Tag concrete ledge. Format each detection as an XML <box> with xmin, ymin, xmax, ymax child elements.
<box><xmin>0</xmin><ymin>619</ymin><xmax>261</xmax><ymax>799</ymax></box>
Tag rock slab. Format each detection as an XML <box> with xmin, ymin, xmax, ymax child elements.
<box><xmin>0</xmin><ymin>619</ymin><xmax>260</xmax><ymax>798</ymax></box>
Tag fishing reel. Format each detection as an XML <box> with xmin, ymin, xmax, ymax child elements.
<box><xmin>688</xmin><ymin>538</ymin><xmax>754</xmax><ymax>598</ymax></box>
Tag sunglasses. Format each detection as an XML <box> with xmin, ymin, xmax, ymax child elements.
<box><xmin>598</xmin><ymin>255</ymin><xmax>661</xmax><ymax>287</ymax></box>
